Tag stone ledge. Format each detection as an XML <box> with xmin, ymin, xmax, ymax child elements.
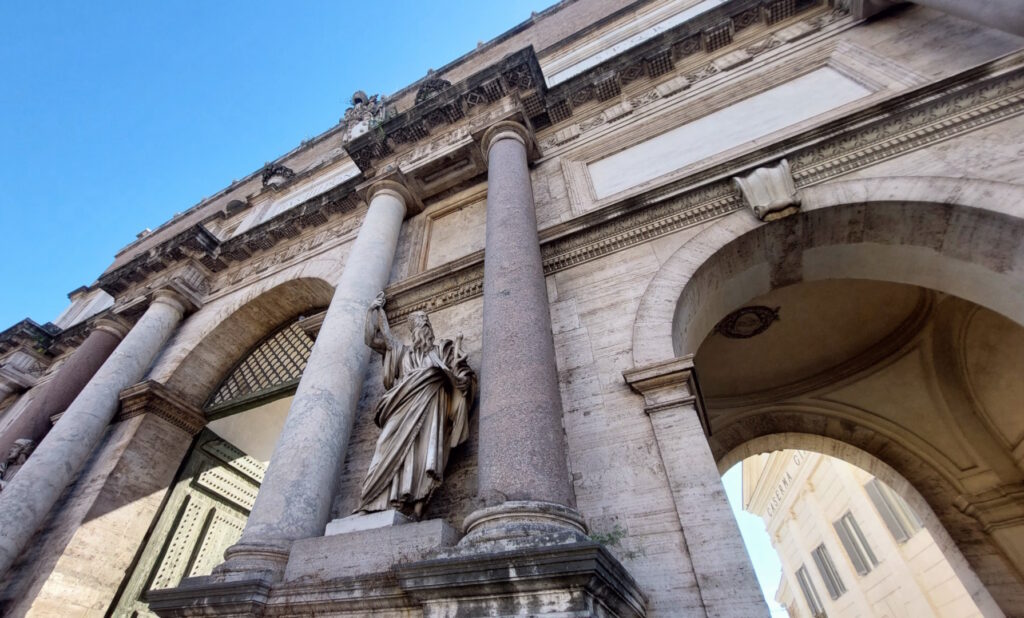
<box><xmin>397</xmin><ymin>540</ymin><xmax>647</xmax><ymax>618</ymax></box>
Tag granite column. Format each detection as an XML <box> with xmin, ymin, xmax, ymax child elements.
<box><xmin>217</xmin><ymin>182</ymin><xmax>408</xmax><ymax>581</ymax></box>
<box><xmin>0</xmin><ymin>289</ymin><xmax>190</xmax><ymax>577</ymax></box>
<box><xmin>466</xmin><ymin>121</ymin><xmax>585</xmax><ymax>542</ymax></box>
<box><xmin>0</xmin><ymin>319</ymin><xmax>127</xmax><ymax>459</ymax></box>
<box><xmin>856</xmin><ymin>0</ymin><xmax>1024</xmax><ymax>37</ymax></box>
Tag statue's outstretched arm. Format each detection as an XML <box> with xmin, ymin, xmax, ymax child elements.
<box><xmin>365</xmin><ymin>292</ymin><xmax>399</xmax><ymax>354</ymax></box>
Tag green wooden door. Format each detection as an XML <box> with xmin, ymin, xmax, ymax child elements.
<box><xmin>110</xmin><ymin>431</ymin><xmax>265</xmax><ymax>617</ymax></box>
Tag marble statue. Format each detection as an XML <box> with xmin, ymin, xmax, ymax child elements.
<box><xmin>0</xmin><ymin>439</ymin><xmax>35</xmax><ymax>492</ymax></box>
<box><xmin>358</xmin><ymin>292</ymin><xmax>476</xmax><ymax>517</ymax></box>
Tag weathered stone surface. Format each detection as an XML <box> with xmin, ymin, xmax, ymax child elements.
<box><xmin>287</xmin><ymin>518</ymin><xmax>458</xmax><ymax>582</ymax></box>
<box><xmin>325</xmin><ymin>509</ymin><xmax>412</xmax><ymax>536</ymax></box>
<box><xmin>0</xmin><ymin>319</ymin><xmax>125</xmax><ymax>459</ymax></box>
<box><xmin>476</xmin><ymin>123</ymin><xmax>575</xmax><ymax>510</ymax></box>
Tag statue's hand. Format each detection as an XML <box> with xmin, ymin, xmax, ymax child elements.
<box><xmin>371</xmin><ymin>291</ymin><xmax>386</xmax><ymax>309</ymax></box>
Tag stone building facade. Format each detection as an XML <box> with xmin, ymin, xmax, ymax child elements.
<box><xmin>743</xmin><ymin>449</ymin><xmax>991</xmax><ymax>617</ymax></box>
<box><xmin>0</xmin><ymin>0</ymin><xmax>1022</xmax><ymax>616</ymax></box>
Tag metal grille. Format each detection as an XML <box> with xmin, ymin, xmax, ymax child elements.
<box><xmin>206</xmin><ymin>321</ymin><xmax>313</xmax><ymax>412</ymax></box>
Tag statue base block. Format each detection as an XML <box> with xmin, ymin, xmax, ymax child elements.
<box><xmin>324</xmin><ymin>509</ymin><xmax>410</xmax><ymax>535</ymax></box>
<box><xmin>285</xmin><ymin>518</ymin><xmax>459</xmax><ymax>582</ymax></box>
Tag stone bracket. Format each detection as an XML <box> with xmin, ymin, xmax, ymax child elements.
<box><xmin>624</xmin><ymin>354</ymin><xmax>711</xmax><ymax>436</ymax></box>
<box><xmin>733</xmin><ymin>158</ymin><xmax>801</xmax><ymax>221</ymax></box>
<box><xmin>117</xmin><ymin>380</ymin><xmax>206</xmax><ymax>436</ymax></box>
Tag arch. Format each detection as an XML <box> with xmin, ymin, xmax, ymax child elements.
<box><xmin>631</xmin><ymin>176</ymin><xmax>1024</xmax><ymax>366</ymax></box>
<box><xmin>156</xmin><ymin>276</ymin><xmax>334</xmax><ymax>407</ymax></box>
<box><xmin>719</xmin><ymin>432</ymin><xmax>1003</xmax><ymax>617</ymax></box>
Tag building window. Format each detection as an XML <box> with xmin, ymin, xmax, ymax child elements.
<box><xmin>796</xmin><ymin>565</ymin><xmax>827</xmax><ymax>618</ymax></box>
<box><xmin>834</xmin><ymin>511</ymin><xmax>879</xmax><ymax>576</ymax></box>
<box><xmin>865</xmin><ymin>478</ymin><xmax>922</xmax><ymax>543</ymax></box>
<box><xmin>811</xmin><ymin>543</ymin><xmax>846</xmax><ymax>600</ymax></box>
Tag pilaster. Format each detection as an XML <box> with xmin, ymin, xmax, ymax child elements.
<box><xmin>625</xmin><ymin>355</ymin><xmax>769</xmax><ymax>617</ymax></box>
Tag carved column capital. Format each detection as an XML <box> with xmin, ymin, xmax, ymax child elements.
<box><xmin>117</xmin><ymin>380</ymin><xmax>206</xmax><ymax>436</ymax></box>
<box><xmin>479</xmin><ymin>120</ymin><xmax>538</xmax><ymax>163</ymax></box>
<box><xmin>91</xmin><ymin>316</ymin><xmax>131</xmax><ymax>340</ymax></box>
<box><xmin>358</xmin><ymin>173</ymin><xmax>421</xmax><ymax>217</ymax></box>
<box><xmin>151</xmin><ymin>287</ymin><xmax>194</xmax><ymax>315</ymax></box>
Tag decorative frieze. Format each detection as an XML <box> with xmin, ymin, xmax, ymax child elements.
<box><xmin>537</xmin><ymin>9</ymin><xmax>846</xmax><ymax>153</ymax></box>
<box><xmin>385</xmin><ymin>60</ymin><xmax>1024</xmax><ymax>323</ymax></box>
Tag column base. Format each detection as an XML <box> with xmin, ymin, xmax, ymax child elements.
<box><xmin>460</xmin><ymin>500</ymin><xmax>589</xmax><ymax>547</ymax></box>
<box><xmin>211</xmin><ymin>538</ymin><xmax>292</xmax><ymax>583</ymax></box>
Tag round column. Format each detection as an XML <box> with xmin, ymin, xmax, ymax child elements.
<box><xmin>218</xmin><ymin>182</ymin><xmax>407</xmax><ymax>581</ymax></box>
<box><xmin>466</xmin><ymin>122</ymin><xmax>584</xmax><ymax>543</ymax></box>
<box><xmin>0</xmin><ymin>290</ymin><xmax>188</xmax><ymax>576</ymax></box>
<box><xmin>0</xmin><ymin>318</ymin><xmax>127</xmax><ymax>459</ymax></box>
<box><xmin>910</xmin><ymin>0</ymin><xmax>1023</xmax><ymax>37</ymax></box>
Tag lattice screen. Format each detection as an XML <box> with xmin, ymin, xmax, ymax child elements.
<box><xmin>206</xmin><ymin>321</ymin><xmax>314</xmax><ymax>412</ymax></box>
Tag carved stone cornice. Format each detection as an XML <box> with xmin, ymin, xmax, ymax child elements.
<box><xmin>96</xmin><ymin>177</ymin><xmax>363</xmax><ymax>299</ymax></box>
<box><xmin>111</xmin><ymin>261</ymin><xmax>210</xmax><ymax>320</ymax></box>
<box><xmin>92</xmin><ymin>0</ymin><xmax>830</xmax><ymax>302</ymax></box>
<box><xmin>117</xmin><ymin>380</ymin><xmax>206</xmax><ymax>436</ymax></box>
<box><xmin>0</xmin><ymin>319</ymin><xmax>59</xmax><ymax>359</ymax></box>
<box><xmin>383</xmin><ymin>57</ymin><xmax>1024</xmax><ymax>324</ymax></box>
<box><xmin>344</xmin><ymin>0</ymin><xmax>829</xmax><ymax>176</ymax></box>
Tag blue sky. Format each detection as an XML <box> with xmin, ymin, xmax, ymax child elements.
<box><xmin>723</xmin><ymin>463</ymin><xmax>791</xmax><ymax>616</ymax></box>
<box><xmin>0</xmin><ymin>1</ymin><xmax>557</xmax><ymax>328</ymax></box>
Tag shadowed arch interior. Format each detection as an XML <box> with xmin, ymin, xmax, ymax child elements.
<box><xmin>163</xmin><ymin>277</ymin><xmax>334</xmax><ymax>407</ymax></box>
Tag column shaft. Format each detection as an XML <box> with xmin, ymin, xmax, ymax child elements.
<box><xmin>0</xmin><ymin>321</ymin><xmax>124</xmax><ymax>459</ymax></box>
<box><xmin>477</xmin><ymin>125</ymin><xmax>574</xmax><ymax>509</ymax></box>
<box><xmin>221</xmin><ymin>186</ymin><xmax>406</xmax><ymax>579</ymax></box>
<box><xmin>0</xmin><ymin>293</ymin><xmax>186</xmax><ymax>576</ymax></box>
<box><xmin>913</xmin><ymin>0</ymin><xmax>1024</xmax><ymax>37</ymax></box>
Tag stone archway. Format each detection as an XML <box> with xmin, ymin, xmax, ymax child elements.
<box><xmin>720</xmin><ymin>433</ymin><xmax>1004</xmax><ymax>618</ymax></box>
<box><xmin>154</xmin><ymin>276</ymin><xmax>334</xmax><ymax>407</ymax></box>
<box><xmin>628</xmin><ymin>175</ymin><xmax>1024</xmax><ymax>614</ymax></box>
<box><xmin>632</xmin><ymin>175</ymin><xmax>1024</xmax><ymax>367</ymax></box>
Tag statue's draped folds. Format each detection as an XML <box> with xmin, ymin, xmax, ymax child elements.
<box><xmin>358</xmin><ymin>294</ymin><xmax>475</xmax><ymax>516</ymax></box>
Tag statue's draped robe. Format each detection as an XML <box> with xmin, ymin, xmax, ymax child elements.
<box><xmin>358</xmin><ymin>338</ymin><xmax>474</xmax><ymax>513</ymax></box>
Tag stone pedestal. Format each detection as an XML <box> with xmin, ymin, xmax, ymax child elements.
<box><xmin>625</xmin><ymin>355</ymin><xmax>768</xmax><ymax>618</ymax></box>
<box><xmin>324</xmin><ymin>509</ymin><xmax>410</xmax><ymax>535</ymax></box>
<box><xmin>214</xmin><ymin>182</ymin><xmax>409</xmax><ymax>582</ymax></box>
<box><xmin>0</xmin><ymin>289</ymin><xmax>193</xmax><ymax>578</ymax></box>
<box><xmin>399</xmin><ymin>540</ymin><xmax>646</xmax><ymax>618</ymax></box>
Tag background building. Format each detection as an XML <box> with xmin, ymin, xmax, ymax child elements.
<box><xmin>744</xmin><ymin>449</ymin><xmax>989</xmax><ymax>617</ymax></box>
<box><xmin>0</xmin><ymin>0</ymin><xmax>1023</xmax><ymax>616</ymax></box>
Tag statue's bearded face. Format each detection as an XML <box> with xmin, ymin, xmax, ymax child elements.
<box><xmin>410</xmin><ymin>312</ymin><xmax>435</xmax><ymax>353</ymax></box>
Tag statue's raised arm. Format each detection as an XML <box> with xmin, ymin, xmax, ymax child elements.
<box><xmin>364</xmin><ymin>292</ymin><xmax>397</xmax><ymax>355</ymax></box>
